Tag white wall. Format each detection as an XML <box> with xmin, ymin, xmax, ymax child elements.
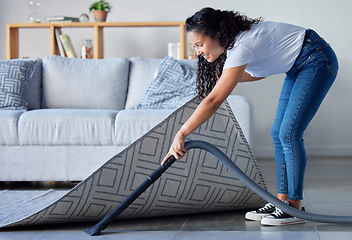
<box><xmin>1</xmin><ymin>0</ymin><xmax>351</xmax><ymax>157</ymax></box>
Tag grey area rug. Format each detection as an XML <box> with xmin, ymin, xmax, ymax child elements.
<box><xmin>0</xmin><ymin>97</ymin><xmax>267</xmax><ymax>228</ymax></box>
<box><xmin>0</xmin><ymin>190</ymin><xmax>68</xmax><ymax>227</ymax></box>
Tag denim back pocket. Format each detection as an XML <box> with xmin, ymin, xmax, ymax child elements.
<box><xmin>315</xmin><ymin>43</ymin><xmax>339</xmax><ymax>76</ymax></box>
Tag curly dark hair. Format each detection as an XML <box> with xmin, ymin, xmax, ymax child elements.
<box><xmin>186</xmin><ymin>7</ymin><xmax>262</xmax><ymax>99</ymax></box>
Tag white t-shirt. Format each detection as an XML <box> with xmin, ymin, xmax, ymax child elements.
<box><xmin>223</xmin><ymin>21</ymin><xmax>306</xmax><ymax>77</ymax></box>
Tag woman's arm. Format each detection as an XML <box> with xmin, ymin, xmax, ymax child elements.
<box><xmin>161</xmin><ymin>64</ymin><xmax>247</xmax><ymax>164</ymax></box>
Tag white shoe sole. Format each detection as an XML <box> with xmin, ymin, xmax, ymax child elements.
<box><xmin>245</xmin><ymin>211</ymin><xmax>271</xmax><ymax>221</ymax></box>
<box><xmin>261</xmin><ymin>217</ymin><xmax>306</xmax><ymax>226</ymax></box>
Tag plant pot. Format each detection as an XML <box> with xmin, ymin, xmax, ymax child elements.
<box><xmin>93</xmin><ymin>10</ymin><xmax>108</xmax><ymax>22</ymax></box>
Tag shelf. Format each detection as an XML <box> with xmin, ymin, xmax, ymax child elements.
<box><xmin>6</xmin><ymin>21</ymin><xmax>187</xmax><ymax>59</ymax></box>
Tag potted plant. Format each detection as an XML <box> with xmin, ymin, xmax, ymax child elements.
<box><xmin>89</xmin><ymin>0</ymin><xmax>112</xmax><ymax>22</ymax></box>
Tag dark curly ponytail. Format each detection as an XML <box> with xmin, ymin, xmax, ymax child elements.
<box><xmin>186</xmin><ymin>7</ymin><xmax>262</xmax><ymax>99</ymax></box>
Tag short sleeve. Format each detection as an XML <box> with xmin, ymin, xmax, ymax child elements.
<box><xmin>223</xmin><ymin>44</ymin><xmax>254</xmax><ymax>69</ymax></box>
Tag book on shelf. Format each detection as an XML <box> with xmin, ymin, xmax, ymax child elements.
<box><xmin>54</xmin><ymin>28</ymin><xmax>67</xmax><ymax>57</ymax></box>
<box><xmin>49</xmin><ymin>20</ymin><xmax>79</xmax><ymax>23</ymax></box>
<box><xmin>44</xmin><ymin>16</ymin><xmax>80</xmax><ymax>22</ymax></box>
<box><xmin>58</xmin><ymin>34</ymin><xmax>77</xmax><ymax>58</ymax></box>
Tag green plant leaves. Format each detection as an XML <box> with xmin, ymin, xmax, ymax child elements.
<box><xmin>89</xmin><ymin>0</ymin><xmax>112</xmax><ymax>12</ymax></box>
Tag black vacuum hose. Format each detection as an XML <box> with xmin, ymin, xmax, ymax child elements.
<box><xmin>184</xmin><ymin>140</ymin><xmax>352</xmax><ymax>224</ymax></box>
<box><xmin>86</xmin><ymin>139</ymin><xmax>352</xmax><ymax>236</ymax></box>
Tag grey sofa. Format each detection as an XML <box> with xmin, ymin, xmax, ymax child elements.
<box><xmin>0</xmin><ymin>55</ymin><xmax>252</xmax><ymax>182</ymax></box>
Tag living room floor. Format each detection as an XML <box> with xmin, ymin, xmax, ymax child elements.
<box><xmin>1</xmin><ymin>156</ymin><xmax>352</xmax><ymax>240</ymax></box>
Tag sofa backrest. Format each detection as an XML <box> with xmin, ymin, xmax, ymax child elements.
<box><xmin>23</xmin><ymin>56</ymin><xmax>197</xmax><ymax>111</ymax></box>
<box><xmin>124</xmin><ymin>57</ymin><xmax>162</xmax><ymax>110</ymax></box>
<box><xmin>42</xmin><ymin>55</ymin><xmax>129</xmax><ymax>110</ymax></box>
<box><xmin>125</xmin><ymin>57</ymin><xmax>197</xmax><ymax>110</ymax></box>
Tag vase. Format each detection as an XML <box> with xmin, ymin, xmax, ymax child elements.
<box><xmin>93</xmin><ymin>10</ymin><xmax>108</xmax><ymax>22</ymax></box>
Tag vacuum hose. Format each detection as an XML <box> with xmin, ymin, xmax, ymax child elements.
<box><xmin>85</xmin><ymin>140</ymin><xmax>352</xmax><ymax>236</ymax></box>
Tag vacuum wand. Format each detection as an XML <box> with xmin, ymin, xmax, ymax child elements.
<box><xmin>84</xmin><ymin>155</ymin><xmax>177</xmax><ymax>236</ymax></box>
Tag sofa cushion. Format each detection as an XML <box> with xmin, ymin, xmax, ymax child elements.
<box><xmin>136</xmin><ymin>56</ymin><xmax>197</xmax><ymax>109</ymax></box>
<box><xmin>0</xmin><ymin>110</ymin><xmax>25</xmax><ymax>145</ymax></box>
<box><xmin>0</xmin><ymin>58</ymin><xmax>41</xmax><ymax>110</ymax></box>
<box><xmin>115</xmin><ymin>109</ymin><xmax>173</xmax><ymax>146</ymax></box>
<box><xmin>42</xmin><ymin>56</ymin><xmax>129</xmax><ymax>110</ymax></box>
<box><xmin>18</xmin><ymin>109</ymin><xmax>119</xmax><ymax>145</ymax></box>
<box><xmin>124</xmin><ymin>57</ymin><xmax>162</xmax><ymax>110</ymax></box>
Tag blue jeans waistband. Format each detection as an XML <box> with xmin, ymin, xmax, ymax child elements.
<box><xmin>287</xmin><ymin>28</ymin><xmax>337</xmax><ymax>77</ymax></box>
<box><xmin>303</xmin><ymin>29</ymin><xmax>323</xmax><ymax>43</ymax></box>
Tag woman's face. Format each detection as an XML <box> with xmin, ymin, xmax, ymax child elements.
<box><xmin>187</xmin><ymin>31</ymin><xmax>224</xmax><ymax>62</ymax></box>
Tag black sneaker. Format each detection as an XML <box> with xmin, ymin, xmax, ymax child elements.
<box><xmin>245</xmin><ymin>202</ymin><xmax>276</xmax><ymax>221</ymax></box>
<box><xmin>261</xmin><ymin>203</ymin><xmax>306</xmax><ymax>226</ymax></box>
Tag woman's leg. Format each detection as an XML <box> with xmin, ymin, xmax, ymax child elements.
<box><xmin>271</xmin><ymin>75</ymin><xmax>294</xmax><ymax>203</ymax></box>
<box><xmin>271</xmin><ymin>75</ymin><xmax>303</xmax><ymax>209</ymax></box>
<box><xmin>277</xmin><ymin>50</ymin><xmax>337</xmax><ymax>202</ymax></box>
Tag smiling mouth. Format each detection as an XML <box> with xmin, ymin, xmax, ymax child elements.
<box><xmin>203</xmin><ymin>54</ymin><xmax>209</xmax><ymax>59</ymax></box>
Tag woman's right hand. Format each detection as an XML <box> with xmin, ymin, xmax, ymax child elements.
<box><xmin>161</xmin><ymin>131</ymin><xmax>188</xmax><ymax>165</ymax></box>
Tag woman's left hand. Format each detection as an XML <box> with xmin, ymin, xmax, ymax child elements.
<box><xmin>161</xmin><ymin>132</ymin><xmax>188</xmax><ymax>165</ymax></box>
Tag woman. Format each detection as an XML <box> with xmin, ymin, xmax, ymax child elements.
<box><xmin>162</xmin><ymin>7</ymin><xmax>338</xmax><ymax>226</ymax></box>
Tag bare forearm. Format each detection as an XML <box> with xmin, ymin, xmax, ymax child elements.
<box><xmin>178</xmin><ymin>97</ymin><xmax>222</xmax><ymax>138</ymax></box>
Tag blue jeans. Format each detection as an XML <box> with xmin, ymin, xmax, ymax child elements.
<box><xmin>271</xmin><ymin>29</ymin><xmax>338</xmax><ymax>200</ymax></box>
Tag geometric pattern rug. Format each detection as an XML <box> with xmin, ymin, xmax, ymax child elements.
<box><xmin>0</xmin><ymin>97</ymin><xmax>267</xmax><ymax>228</ymax></box>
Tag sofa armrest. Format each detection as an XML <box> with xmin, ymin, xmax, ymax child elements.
<box><xmin>226</xmin><ymin>95</ymin><xmax>252</xmax><ymax>145</ymax></box>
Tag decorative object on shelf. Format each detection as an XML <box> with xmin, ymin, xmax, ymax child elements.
<box><xmin>79</xmin><ymin>13</ymin><xmax>90</xmax><ymax>23</ymax></box>
<box><xmin>44</xmin><ymin>16</ymin><xmax>79</xmax><ymax>23</ymax></box>
<box><xmin>168</xmin><ymin>42</ymin><xmax>180</xmax><ymax>59</ymax></box>
<box><xmin>89</xmin><ymin>0</ymin><xmax>112</xmax><ymax>22</ymax></box>
<box><xmin>81</xmin><ymin>39</ymin><xmax>94</xmax><ymax>59</ymax></box>
<box><xmin>28</xmin><ymin>0</ymin><xmax>41</xmax><ymax>23</ymax></box>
